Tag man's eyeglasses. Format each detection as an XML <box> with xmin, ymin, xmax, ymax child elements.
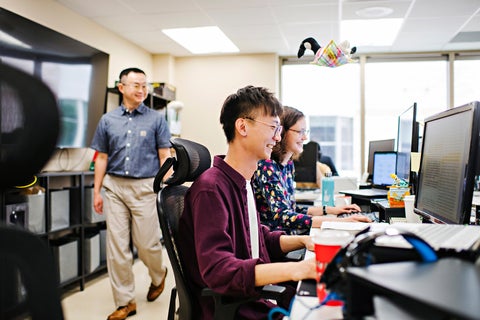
<box><xmin>245</xmin><ymin>117</ymin><xmax>283</xmax><ymax>136</ymax></box>
<box><xmin>289</xmin><ymin>128</ymin><xmax>310</xmax><ymax>136</ymax></box>
<box><xmin>121</xmin><ymin>82</ymin><xmax>149</xmax><ymax>91</ymax></box>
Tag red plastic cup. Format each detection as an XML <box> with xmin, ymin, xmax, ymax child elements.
<box><xmin>312</xmin><ymin>229</ymin><xmax>353</xmax><ymax>301</ymax></box>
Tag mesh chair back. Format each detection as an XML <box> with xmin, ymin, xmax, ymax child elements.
<box><xmin>155</xmin><ymin>138</ymin><xmax>211</xmax><ymax>320</ymax></box>
<box><xmin>0</xmin><ymin>63</ymin><xmax>60</xmax><ymax>187</ymax></box>
<box><xmin>0</xmin><ymin>225</ymin><xmax>64</xmax><ymax>319</ymax></box>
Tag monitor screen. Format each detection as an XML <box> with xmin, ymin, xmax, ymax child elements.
<box><xmin>294</xmin><ymin>141</ymin><xmax>319</xmax><ymax>188</ymax></box>
<box><xmin>372</xmin><ymin>151</ymin><xmax>397</xmax><ymax>187</ymax></box>
<box><xmin>415</xmin><ymin>101</ymin><xmax>480</xmax><ymax>224</ymax></box>
<box><xmin>367</xmin><ymin>139</ymin><xmax>395</xmax><ymax>177</ymax></box>
<box><xmin>396</xmin><ymin>103</ymin><xmax>419</xmax><ymax>183</ymax></box>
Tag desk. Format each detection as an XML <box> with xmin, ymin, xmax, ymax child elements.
<box><xmin>295</xmin><ymin>189</ymin><xmax>321</xmax><ymax>206</ymax></box>
<box><xmin>290</xmin><ymin>225</ymin><xmax>480</xmax><ymax>319</ymax></box>
<box><xmin>339</xmin><ymin>189</ymin><xmax>387</xmax><ymax>212</ymax></box>
<box><xmin>289</xmin><ymin>295</ymin><xmax>343</xmax><ymax>319</ymax></box>
<box><xmin>346</xmin><ymin>258</ymin><xmax>480</xmax><ymax>319</ymax></box>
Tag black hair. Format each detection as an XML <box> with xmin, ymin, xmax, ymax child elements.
<box><xmin>219</xmin><ymin>85</ymin><xmax>283</xmax><ymax>142</ymax></box>
<box><xmin>119</xmin><ymin>67</ymin><xmax>146</xmax><ymax>81</ymax></box>
<box><xmin>271</xmin><ymin>106</ymin><xmax>305</xmax><ymax>162</ymax></box>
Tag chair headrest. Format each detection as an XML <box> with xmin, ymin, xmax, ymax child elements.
<box><xmin>0</xmin><ymin>64</ymin><xmax>60</xmax><ymax>188</ymax></box>
<box><xmin>153</xmin><ymin>138</ymin><xmax>211</xmax><ymax>193</ymax></box>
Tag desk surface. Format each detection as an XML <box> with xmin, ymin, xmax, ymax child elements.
<box><xmin>291</xmin><ymin>225</ymin><xmax>480</xmax><ymax>319</ymax></box>
<box><xmin>347</xmin><ymin>258</ymin><xmax>480</xmax><ymax>319</ymax></box>
<box><xmin>340</xmin><ymin>188</ymin><xmax>388</xmax><ymax>199</ymax></box>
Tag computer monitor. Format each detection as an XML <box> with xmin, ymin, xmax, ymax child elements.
<box><xmin>372</xmin><ymin>151</ymin><xmax>397</xmax><ymax>188</ymax></box>
<box><xmin>367</xmin><ymin>139</ymin><xmax>395</xmax><ymax>179</ymax></box>
<box><xmin>415</xmin><ymin>101</ymin><xmax>480</xmax><ymax>224</ymax></box>
<box><xmin>293</xmin><ymin>141</ymin><xmax>319</xmax><ymax>189</ymax></box>
<box><xmin>396</xmin><ymin>103</ymin><xmax>419</xmax><ymax>183</ymax></box>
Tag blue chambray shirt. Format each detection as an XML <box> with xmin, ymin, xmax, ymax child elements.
<box><xmin>90</xmin><ymin>103</ymin><xmax>171</xmax><ymax>178</ymax></box>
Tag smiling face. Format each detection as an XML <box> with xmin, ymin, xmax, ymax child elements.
<box><xmin>244</xmin><ymin>114</ymin><xmax>282</xmax><ymax>161</ymax></box>
<box><xmin>284</xmin><ymin>116</ymin><xmax>308</xmax><ymax>158</ymax></box>
<box><xmin>118</xmin><ymin>71</ymin><xmax>148</xmax><ymax>109</ymax></box>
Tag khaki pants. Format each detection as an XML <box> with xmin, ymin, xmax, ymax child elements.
<box><xmin>103</xmin><ymin>174</ymin><xmax>166</xmax><ymax>307</ymax></box>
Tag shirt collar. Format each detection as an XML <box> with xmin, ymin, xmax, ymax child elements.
<box><xmin>213</xmin><ymin>155</ymin><xmax>248</xmax><ymax>190</ymax></box>
<box><xmin>121</xmin><ymin>103</ymin><xmax>147</xmax><ymax>115</ymax></box>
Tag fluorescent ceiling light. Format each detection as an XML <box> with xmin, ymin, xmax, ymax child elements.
<box><xmin>162</xmin><ymin>26</ymin><xmax>239</xmax><ymax>54</ymax></box>
<box><xmin>0</xmin><ymin>30</ymin><xmax>31</xmax><ymax>49</ymax></box>
<box><xmin>341</xmin><ymin>18</ymin><xmax>403</xmax><ymax>46</ymax></box>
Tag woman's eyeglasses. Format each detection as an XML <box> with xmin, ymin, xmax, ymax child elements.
<box><xmin>289</xmin><ymin>128</ymin><xmax>310</xmax><ymax>136</ymax></box>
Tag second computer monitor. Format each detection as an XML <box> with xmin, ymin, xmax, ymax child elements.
<box><xmin>396</xmin><ymin>103</ymin><xmax>419</xmax><ymax>183</ymax></box>
<box><xmin>367</xmin><ymin>139</ymin><xmax>395</xmax><ymax>180</ymax></box>
<box><xmin>372</xmin><ymin>151</ymin><xmax>397</xmax><ymax>188</ymax></box>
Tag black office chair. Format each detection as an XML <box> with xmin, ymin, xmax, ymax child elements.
<box><xmin>0</xmin><ymin>64</ymin><xmax>63</xmax><ymax>319</ymax></box>
<box><xmin>0</xmin><ymin>63</ymin><xmax>60</xmax><ymax>189</ymax></box>
<box><xmin>153</xmin><ymin>138</ymin><xmax>286</xmax><ymax>320</ymax></box>
<box><xmin>0</xmin><ymin>225</ymin><xmax>64</xmax><ymax>319</ymax></box>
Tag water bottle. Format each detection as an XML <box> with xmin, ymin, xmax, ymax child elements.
<box><xmin>322</xmin><ymin>172</ymin><xmax>335</xmax><ymax>207</ymax></box>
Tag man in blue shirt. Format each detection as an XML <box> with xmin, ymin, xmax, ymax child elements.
<box><xmin>91</xmin><ymin>67</ymin><xmax>171</xmax><ymax>320</ymax></box>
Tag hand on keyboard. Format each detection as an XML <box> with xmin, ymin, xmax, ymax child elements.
<box><xmin>337</xmin><ymin>211</ymin><xmax>380</xmax><ymax>223</ymax></box>
<box><xmin>328</xmin><ymin>204</ymin><xmax>362</xmax><ymax>215</ymax></box>
<box><xmin>338</xmin><ymin>214</ymin><xmax>372</xmax><ymax>223</ymax></box>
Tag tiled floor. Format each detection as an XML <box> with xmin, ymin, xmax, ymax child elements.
<box><xmin>61</xmin><ymin>249</ymin><xmax>174</xmax><ymax>320</ymax></box>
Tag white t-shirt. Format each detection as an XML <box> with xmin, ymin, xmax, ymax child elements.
<box><xmin>246</xmin><ymin>180</ymin><xmax>259</xmax><ymax>259</ymax></box>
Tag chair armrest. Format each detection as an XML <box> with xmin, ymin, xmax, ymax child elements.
<box><xmin>260</xmin><ymin>284</ymin><xmax>286</xmax><ymax>300</ymax></box>
<box><xmin>201</xmin><ymin>284</ymin><xmax>287</xmax><ymax>320</ymax></box>
<box><xmin>285</xmin><ymin>248</ymin><xmax>306</xmax><ymax>261</ymax></box>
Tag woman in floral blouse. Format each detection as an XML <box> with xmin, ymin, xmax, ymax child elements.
<box><xmin>253</xmin><ymin>106</ymin><xmax>370</xmax><ymax>234</ymax></box>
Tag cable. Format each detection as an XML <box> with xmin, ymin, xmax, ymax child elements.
<box><xmin>268</xmin><ymin>306</ymin><xmax>290</xmax><ymax>320</ymax></box>
<box><xmin>14</xmin><ymin>175</ymin><xmax>38</xmax><ymax>188</ymax></box>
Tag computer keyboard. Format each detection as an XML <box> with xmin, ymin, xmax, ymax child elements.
<box><xmin>338</xmin><ymin>211</ymin><xmax>380</xmax><ymax>223</ymax></box>
<box><xmin>392</xmin><ymin>223</ymin><xmax>480</xmax><ymax>252</ymax></box>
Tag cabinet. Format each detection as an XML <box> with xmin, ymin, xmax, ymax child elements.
<box><xmin>1</xmin><ymin>171</ymin><xmax>107</xmax><ymax>292</ymax></box>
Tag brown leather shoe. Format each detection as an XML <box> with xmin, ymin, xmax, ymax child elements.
<box><xmin>107</xmin><ymin>302</ymin><xmax>136</xmax><ymax>320</ymax></box>
<box><xmin>147</xmin><ymin>268</ymin><xmax>168</xmax><ymax>302</ymax></box>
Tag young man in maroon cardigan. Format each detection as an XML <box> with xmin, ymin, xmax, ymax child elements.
<box><xmin>178</xmin><ymin>86</ymin><xmax>316</xmax><ymax>319</ymax></box>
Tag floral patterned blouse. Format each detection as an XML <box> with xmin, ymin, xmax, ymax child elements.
<box><xmin>253</xmin><ymin>158</ymin><xmax>311</xmax><ymax>234</ymax></box>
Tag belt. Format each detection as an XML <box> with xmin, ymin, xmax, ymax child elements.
<box><xmin>108</xmin><ymin>173</ymin><xmax>154</xmax><ymax>179</ymax></box>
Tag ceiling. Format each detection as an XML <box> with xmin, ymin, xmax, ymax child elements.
<box><xmin>54</xmin><ymin>0</ymin><xmax>480</xmax><ymax>57</ymax></box>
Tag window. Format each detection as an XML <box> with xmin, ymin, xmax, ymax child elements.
<box><xmin>454</xmin><ymin>55</ymin><xmax>480</xmax><ymax>107</ymax></box>
<box><xmin>281</xmin><ymin>62</ymin><xmax>360</xmax><ymax>177</ymax></box>
<box><xmin>281</xmin><ymin>53</ymin><xmax>472</xmax><ymax>178</ymax></box>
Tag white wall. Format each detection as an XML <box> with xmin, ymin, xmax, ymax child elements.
<box><xmin>173</xmin><ymin>54</ymin><xmax>279</xmax><ymax>156</ymax></box>
<box><xmin>0</xmin><ymin>0</ymin><xmax>153</xmax><ymax>87</ymax></box>
<box><xmin>1</xmin><ymin>0</ymin><xmax>279</xmax><ymax>170</ymax></box>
